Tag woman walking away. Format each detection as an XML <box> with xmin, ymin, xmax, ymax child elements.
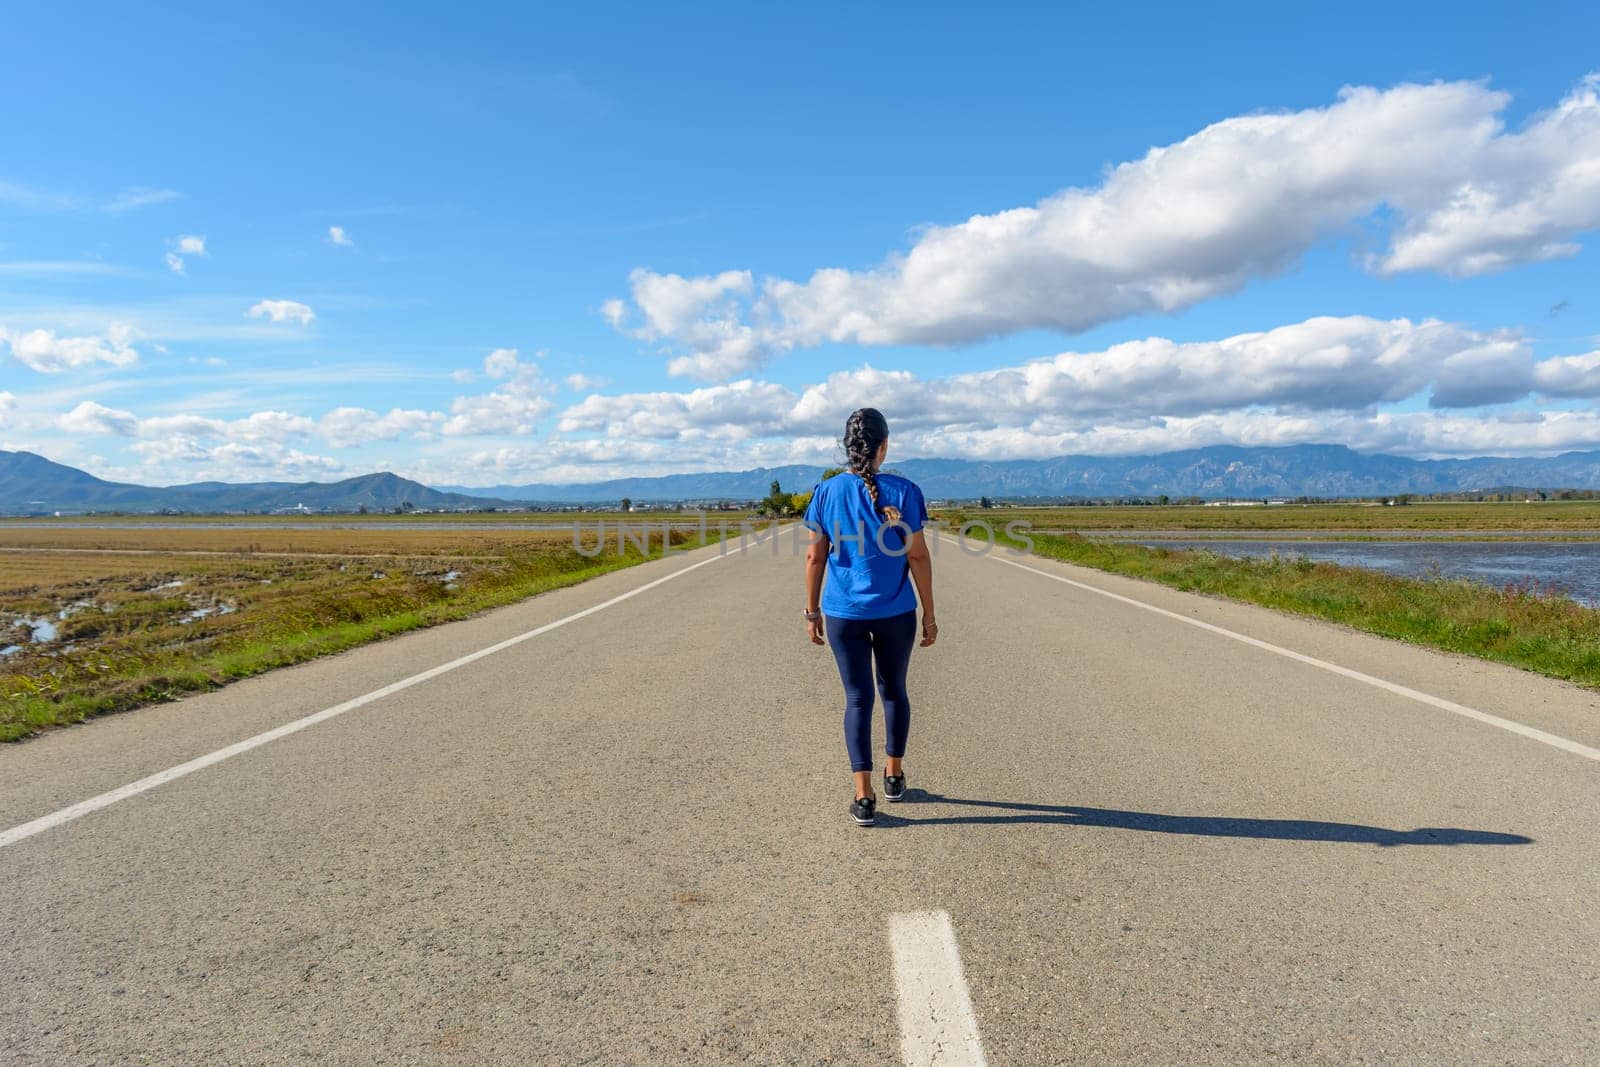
<box><xmin>803</xmin><ymin>408</ymin><xmax>937</xmax><ymax>827</ymax></box>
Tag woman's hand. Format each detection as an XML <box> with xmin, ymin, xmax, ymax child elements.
<box><xmin>920</xmin><ymin>613</ymin><xmax>938</xmax><ymax>647</ymax></box>
<box><xmin>808</xmin><ymin>616</ymin><xmax>826</xmax><ymax>645</ymax></box>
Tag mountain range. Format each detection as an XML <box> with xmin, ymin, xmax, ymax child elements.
<box><xmin>6</xmin><ymin>445</ymin><xmax>1600</xmax><ymax>514</ymax></box>
<box><xmin>0</xmin><ymin>450</ymin><xmax>511</xmax><ymax>514</ymax></box>
<box><xmin>440</xmin><ymin>445</ymin><xmax>1600</xmax><ymax>502</ymax></box>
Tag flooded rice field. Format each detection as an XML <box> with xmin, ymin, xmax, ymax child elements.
<box><xmin>1134</xmin><ymin>539</ymin><xmax>1600</xmax><ymax>605</ymax></box>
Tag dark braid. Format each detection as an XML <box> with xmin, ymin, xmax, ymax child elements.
<box><xmin>843</xmin><ymin>407</ymin><xmax>890</xmax><ymax>517</ymax></box>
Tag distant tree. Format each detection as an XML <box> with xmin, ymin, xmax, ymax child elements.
<box><xmin>979</xmin><ymin>495</ymin><xmax>994</xmax><ymax>509</ymax></box>
<box><xmin>790</xmin><ymin>491</ymin><xmax>812</xmax><ymax>516</ymax></box>
<box><xmin>620</xmin><ymin>497</ymin><xmax>633</xmax><ymax>512</ymax></box>
<box><xmin>761</xmin><ymin>480</ymin><xmax>795</xmax><ymax>517</ymax></box>
<box><xmin>1157</xmin><ymin>494</ymin><xmax>1170</xmax><ymax>505</ymax></box>
<box><xmin>821</xmin><ymin>467</ymin><xmax>845</xmax><ymax>480</ymax></box>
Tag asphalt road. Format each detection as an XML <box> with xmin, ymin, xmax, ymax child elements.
<box><xmin>3</xmin><ymin>529</ymin><xmax>1598</xmax><ymax>1064</ymax></box>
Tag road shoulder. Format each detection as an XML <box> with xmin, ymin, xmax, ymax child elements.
<box><xmin>948</xmin><ymin>538</ymin><xmax>1600</xmax><ymax>756</ymax></box>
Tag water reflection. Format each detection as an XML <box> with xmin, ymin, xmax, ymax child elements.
<box><xmin>1</xmin><ymin>616</ymin><xmax>58</xmax><ymax>657</ymax></box>
<box><xmin>1136</xmin><ymin>540</ymin><xmax>1600</xmax><ymax>606</ymax></box>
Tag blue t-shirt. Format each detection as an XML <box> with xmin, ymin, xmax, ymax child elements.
<box><xmin>804</xmin><ymin>471</ymin><xmax>929</xmax><ymax>620</ymax></box>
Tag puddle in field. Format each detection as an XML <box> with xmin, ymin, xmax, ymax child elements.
<box><xmin>133</xmin><ymin>578</ymin><xmax>187</xmax><ymax>593</ymax></box>
<box><xmin>2</xmin><ymin>615</ymin><xmax>60</xmax><ymax>656</ymax></box>
<box><xmin>0</xmin><ymin>599</ymin><xmax>111</xmax><ymax>656</ymax></box>
<box><xmin>180</xmin><ymin>602</ymin><xmax>237</xmax><ymax>624</ymax></box>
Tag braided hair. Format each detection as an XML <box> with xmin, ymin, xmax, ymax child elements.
<box><xmin>843</xmin><ymin>407</ymin><xmax>890</xmax><ymax>517</ymax></box>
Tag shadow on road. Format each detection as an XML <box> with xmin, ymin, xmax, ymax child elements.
<box><xmin>874</xmin><ymin>790</ymin><xmax>1533</xmax><ymax>846</ymax></box>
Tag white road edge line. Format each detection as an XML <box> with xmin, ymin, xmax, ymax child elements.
<box><xmin>0</xmin><ymin>533</ymin><xmax>776</xmax><ymax>851</ymax></box>
<box><xmin>958</xmin><ymin>538</ymin><xmax>1600</xmax><ymax>764</ymax></box>
<box><xmin>890</xmin><ymin>910</ymin><xmax>988</xmax><ymax>1067</ymax></box>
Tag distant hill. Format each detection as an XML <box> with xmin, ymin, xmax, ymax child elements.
<box><xmin>443</xmin><ymin>445</ymin><xmax>1600</xmax><ymax>502</ymax></box>
<box><xmin>0</xmin><ymin>451</ymin><xmax>510</xmax><ymax>514</ymax></box>
<box><xmin>9</xmin><ymin>444</ymin><xmax>1600</xmax><ymax>515</ymax></box>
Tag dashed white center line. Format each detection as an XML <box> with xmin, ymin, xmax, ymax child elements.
<box><xmin>890</xmin><ymin>910</ymin><xmax>988</xmax><ymax>1067</ymax></box>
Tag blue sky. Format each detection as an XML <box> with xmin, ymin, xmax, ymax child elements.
<box><xmin>2</xmin><ymin>2</ymin><xmax>1598</xmax><ymax>486</ymax></box>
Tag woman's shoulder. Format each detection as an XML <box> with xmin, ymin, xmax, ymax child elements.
<box><xmin>814</xmin><ymin>472</ymin><xmax>852</xmax><ymax>495</ymax></box>
<box><xmin>877</xmin><ymin>471</ymin><xmax>923</xmax><ymax>497</ymax></box>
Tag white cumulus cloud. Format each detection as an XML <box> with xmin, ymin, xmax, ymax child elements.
<box><xmin>442</xmin><ymin>392</ymin><xmax>554</xmax><ymax>437</ymax></box>
<box><xmin>130</xmin><ymin>438</ymin><xmax>344</xmax><ymax>479</ymax></box>
<box><xmin>247</xmin><ymin>299</ymin><xmax>316</xmax><ymax>325</ymax></box>
<box><xmin>0</xmin><ymin>323</ymin><xmax>140</xmax><ymax>373</ymax></box>
<box><xmin>1531</xmin><ymin>350</ymin><xmax>1600</xmax><ymax>397</ymax></box>
<box><xmin>482</xmin><ymin>347</ymin><xmax>527</xmax><ymax>379</ymax></box>
<box><xmin>327</xmin><ymin>225</ymin><xmax>353</xmax><ymax>247</ymax></box>
<box><xmin>1375</xmin><ymin>75</ymin><xmax>1600</xmax><ymax>276</ymax></box>
<box><xmin>562</xmin><ymin>316</ymin><xmax>1541</xmax><ymax>445</ymax></box>
<box><xmin>609</xmin><ymin>269</ymin><xmax>764</xmax><ymax>380</ymax></box>
<box><xmin>57</xmin><ymin>401</ymin><xmax>141</xmax><ymax>437</ymax></box>
<box><xmin>138</xmin><ymin>410</ymin><xmax>317</xmax><ymax>444</ymax></box>
<box><xmin>45</xmin><ymin>349</ymin><xmax>562</xmax><ymax>459</ymax></box>
<box><xmin>563</xmin><ymin>372</ymin><xmax>608</xmax><ymax>392</ymax></box>
<box><xmin>440</xmin><ymin>347</ymin><xmax>555</xmax><ymax>436</ymax></box>
<box><xmin>166</xmin><ymin>234</ymin><xmax>207</xmax><ymax>274</ymax></box>
<box><xmin>607</xmin><ymin>76</ymin><xmax>1600</xmax><ymax>379</ymax></box>
<box><xmin>319</xmin><ymin>406</ymin><xmax>440</xmax><ymax>447</ymax></box>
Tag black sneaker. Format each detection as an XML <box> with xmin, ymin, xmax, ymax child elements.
<box><xmin>883</xmin><ymin>773</ymin><xmax>906</xmax><ymax>802</ymax></box>
<box><xmin>849</xmin><ymin>795</ymin><xmax>877</xmax><ymax>826</ymax></box>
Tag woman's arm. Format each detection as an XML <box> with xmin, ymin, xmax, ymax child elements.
<box><xmin>906</xmin><ymin>530</ymin><xmax>937</xmax><ymax>646</ymax></box>
<box><xmin>804</xmin><ymin>525</ymin><xmax>829</xmax><ymax>645</ymax></box>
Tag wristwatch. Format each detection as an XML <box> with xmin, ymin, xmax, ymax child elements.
<box><xmin>804</xmin><ymin>609</ymin><xmax>822</xmax><ymax>622</ymax></box>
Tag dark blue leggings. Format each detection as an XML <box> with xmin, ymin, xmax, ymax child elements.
<box><xmin>825</xmin><ymin>610</ymin><xmax>917</xmax><ymax>772</ymax></box>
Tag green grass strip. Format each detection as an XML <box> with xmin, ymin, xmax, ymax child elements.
<box><xmin>1015</xmin><ymin>532</ymin><xmax>1600</xmax><ymax>690</ymax></box>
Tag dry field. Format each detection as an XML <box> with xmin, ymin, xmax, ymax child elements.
<box><xmin>0</xmin><ymin>522</ymin><xmax>723</xmax><ymax>740</ymax></box>
<box><xmin>0</xmin><ymin>524</ymin><xmax>612</xmax><ymax>559</ymax></box>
